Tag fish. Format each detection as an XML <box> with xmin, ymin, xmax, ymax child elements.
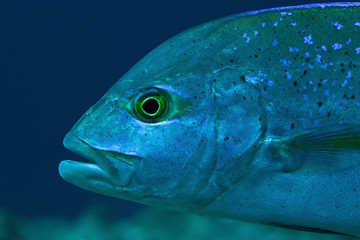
<box><xmin>59</xmin><ymin>2</ymin><xmax>360</xmax><ymax>236</ymax></box>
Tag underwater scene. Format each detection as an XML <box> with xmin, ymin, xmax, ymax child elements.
<box><xmin>2</xmin><ymin>0</ymin><xmax>360</xmax><ymax>239</ymax></box>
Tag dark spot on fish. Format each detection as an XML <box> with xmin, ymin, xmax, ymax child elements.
<box><xmin>241</xmin><ymin>75</ymin><xmax>246</xmax><ymax>81</ymax></box>
<box><xmin>234</xmin><ymin>90</ymin><xmax>237</xmax><ymax>93</ymax></box>
<box><xmin>327</xmin><ymin>112</ymin><xmax>331</xmax><ymax>118</ymax></box>
<box><xmin>213</xmin><ymin>79</ymin><xmax>217</xmax><ymax>82</ymax></box>
<box><xmin>263</xmin><ymin>87</ymin><xmax>267</xmax><ymax>92</ymax></box>
<box><xmin>303</xmin><ymin>70</ymin><xmax>308</xmax><ymax>76</ymax></box>
<box><xmin>259</xmin><ymin>117</ymin><xmax>262</xmax><ymax>122</ymax></box>
<box><xmin>293</xmin><ymin>81</ymin><xmax>298</xmax><ymax>86</ymax></box>
<box><xmin>305</xmin><ymin>24</ymin><xmax>309</xmax><ymax>28</ymax></box>
<box><xmin>254</xmin><ymin>55</ymin><xmax>258</xmax><ymax>58</ymax></box>
<box><xmin>345</xmin><ymin>51</ymin><xmax>348</xmax><ymax>55</ymax></box>
<box><xmin>209</xmin><ymin>43</ymin><xmax>213</xmax><ymax>46</ymax></box>
<box><xmin>194</xmin><ymin>96</ymin><xmax>197</xmax><ymax>99</ymax></box>
<box><xmin>317</xmin><ymin>83</ymin><xmax>322</xmax><ymax>87</ymax></box>
<box><xmin>220</xmin><ymin>63</ymin><xmax>224</xmax><ymax>66</ymax></box>
<box><xmin>249</xmin><ymin>55</ymin><xmax>252</xmax><ymax>58</ymax></box>
<box><xmin>192</xmin><ymin>122</ymin><xmax>195</xmax><ymax>125</ymax></box>
<box><xmin>291</xmin><ymin>123</ymin><xmax>295</xmax><ymax>129</ymax></box>
<box><xmin>306</xmin><ymin>58</ymin><xmax>310</xmax><ymax>63</ymax></box>
<box><xmin>341</xmin><ymin>68</ymin><xmax>345</xmax><ymax>73</ymax></box>
<box><xmin>317</xmin><ymin>101</ymin><xmax>323</xmax><ymax>107</ymax></box>
<box><xmin>351</xmin><ymin>95</ymin><xmax>355</xmax><ymax>100</ymax></box>
<box><xmin>230</xmin><ymin>59</ymin><xmax>234</xmax><ymax>62</ymax></box>
<box><xmin>243</xmin><ymin>96</ymin><xmax>247</xmax><ymax>100</ymax></box>
<box><xmin>224</xmin><ymin>136</ymin><xmax>229</xmax><ymax>141</ymax></box>
<box><xmin>170</xmin><ymin>44</ymin><xmax>173</xmax><ymax>47</ymax></box>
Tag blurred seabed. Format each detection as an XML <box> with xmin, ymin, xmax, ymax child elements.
<box><xmin>0</xmin><ymin>206</ymin><xmax>358</xmax><ymax>240</ymax></box>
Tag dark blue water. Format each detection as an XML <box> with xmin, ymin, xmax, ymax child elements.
<box><xmin>1</xmin><ymin>0</ymin><xmax>342</xmax><ymax>219</ymax></box>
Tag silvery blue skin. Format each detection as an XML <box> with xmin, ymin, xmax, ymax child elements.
<box><xmin>60</xmin><ymin>3</ymin><xmax>360</xmax><ymax>236</ymax></box>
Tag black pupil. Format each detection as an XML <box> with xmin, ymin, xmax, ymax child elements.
<box><xmin>142</xmin><ymin>98</ymin><xmax>159</xmax><ymax>114</ymax></box>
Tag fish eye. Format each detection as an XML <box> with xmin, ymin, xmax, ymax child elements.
<box><xmin>133</xmin><ymin>88</ymin><xmax>170</xmax><ymax>122</ymax></box>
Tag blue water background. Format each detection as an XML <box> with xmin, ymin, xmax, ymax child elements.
<box><xmin>1</xmin><ymin>0</ymin><xmax>345</xmax><ymax>220</ymax></box>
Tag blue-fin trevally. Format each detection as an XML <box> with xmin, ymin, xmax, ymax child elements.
<box><xmin>59</xmin><ymin>3</ymin><xmax>360</xmax><ymax>236</ymax></box>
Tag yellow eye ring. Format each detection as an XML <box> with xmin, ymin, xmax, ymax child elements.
<box><xmin>133</xmin><ymin>88</ymin><xmax>170</xmax><ymax>122</ymax></box>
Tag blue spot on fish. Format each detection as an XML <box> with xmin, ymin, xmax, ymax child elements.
<box><xmin>332</xmin><ymin>43</ymin><xmax>343</xmax><ymax>50</ymax></box>
<box><xmin>331</xmin><ymin>22</ymin><xmax>344</xmax><ymax>30</ymax></box>
<box><xmin>272</xmin><ymin>39</ymin><xmax>279</xmax><ymax>47</ymax></box>
<box><xmin>356</xmin><ymin>47</ymin><xmax>360</xmax><ymax>54</ymax></box>
<box><xmin>304</xmin><ymin>34</ymin><xmax>313</xmax><ymax>45</ymax></box>
<box><xmin>289</xmin><ymin>47</ymin><xmax>299</xmax><ymax>52</ymax></box>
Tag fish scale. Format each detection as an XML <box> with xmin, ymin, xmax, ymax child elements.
<box><xmin>211</xmin><ymin>5</ymin><xmax>360</xmax><ymax>133</ymax></box>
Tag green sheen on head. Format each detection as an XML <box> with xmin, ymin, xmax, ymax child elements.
<box><xmin>59</xmin><ymin>3</ymin><xmax>265</xmax><ymax>210</ymax></box>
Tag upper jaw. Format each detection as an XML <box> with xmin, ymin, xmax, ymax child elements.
<box><xmin>61</xmin><ymin>130</ymin><xmax>141</xmax><ymax>187</ymax></box>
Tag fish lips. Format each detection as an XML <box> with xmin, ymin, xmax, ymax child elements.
<box><xmin>59</xmin><ymin>131</ymin><xmax>141</xmax><ymax>191</ymax></box>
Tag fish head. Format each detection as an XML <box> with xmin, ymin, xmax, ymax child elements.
<box><xmin>59</xmin><ymin>27</ymin><xmax>220</xmax><ymax>210</ymax></box>
<box><xmin>59</xmin><ymin>22</ymin><xmax>265</xmax><ymax>211</ymax></box>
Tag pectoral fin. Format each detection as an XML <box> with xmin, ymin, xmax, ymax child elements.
<box><xmin>291</xmin><ymin>124</ymin><xmax>360</xmax><ymax>151</ymax></box>
<box><xmin>271</xmin><ymin>124</ymin><xmax>360</xmax><ymax>173</ymax></box>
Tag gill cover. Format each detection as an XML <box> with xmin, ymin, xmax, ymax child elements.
<box><xmin>210</xmin><ymin>67</ymin><xmax>265</xmax><ymax>190</ymax></box>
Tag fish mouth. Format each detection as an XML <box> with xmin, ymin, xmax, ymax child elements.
<box><xmin>77</xmin><ymin>137</ymin><xmax>140</xmax><ymax>167</ymax></box>
<box><xmin>59</xmin><ymin>131</ymin><xmax>142</xmax><ymax>189</ymax></box>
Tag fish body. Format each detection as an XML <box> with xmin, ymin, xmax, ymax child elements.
<box><xmin>60</xmin><ymin>3</ymin><xmax>360</xmax><ymax>236</ymax></box>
